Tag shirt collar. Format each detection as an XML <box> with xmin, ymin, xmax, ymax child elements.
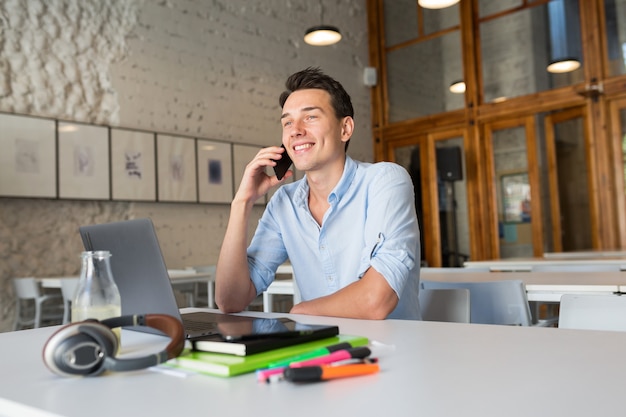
<box><xmin>294</xmin><ymin>156</ymin><xmax>357</xmax><ymax>208</ymax></box>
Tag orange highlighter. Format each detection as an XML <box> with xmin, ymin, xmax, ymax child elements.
<box><xmin>283</xmin><ymin>363</ymin><xmax>380</xmax><ymax>382</ymax></box>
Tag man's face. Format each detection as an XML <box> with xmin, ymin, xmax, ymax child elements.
<box><xmin>280</xmin><ymin>89</ymin><xmax>351</xmax><ymax>174</ymax></box>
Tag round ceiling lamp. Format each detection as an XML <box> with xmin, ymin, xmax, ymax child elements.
<box><xmin>304</xmin><ymin>1</ymin><xmax>342</xmax><ymax>46</ymax></box>
<box><xmin>449</xmin><ymin>80</ymin><xmax>466</xmax><ymax>94</ymax></box>
<box><xmin>418</xmin><ymin>0</ymin><xmax>460</xmax><ymax>9</ymax></box>
<box><xmin>547</xmin><ymin>58</ymin><xmax>581</xmax><ymax>74</ymax></box>
<box><xmin>304</xmin><ymin>25</ymin><xmax>342</xmax><ymax>46</ymax></box>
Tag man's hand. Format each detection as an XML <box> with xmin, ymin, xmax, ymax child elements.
<box><xmin>234</xmin><ymin>146</ymin><xmax>293</xmax><ymax>205</ymax></box>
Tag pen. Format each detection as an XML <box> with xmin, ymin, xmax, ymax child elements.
<box><xmin>283</xmin><ymin>363</ymin><xmax>380</xmax><ymax>382</ymax></box>
<box><xmin>289</xmin><ymin>346</ymin><xmax>371</xmax><ymax>368</ymax></box>
<box><xmin>267</xmin><ymin>342</ymin><xmax>353</xmax><ymax>368</ymax></box>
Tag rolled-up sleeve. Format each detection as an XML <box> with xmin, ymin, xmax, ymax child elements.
<box><xmin>358</xmin><ymin>163</ymin><xmax>420</xmax><ymax>298</ymax></box>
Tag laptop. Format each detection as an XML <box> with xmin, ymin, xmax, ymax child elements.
<box><xmin>78</xmin><ymin>217</ymin><xmax>225</xmax><ymax>339</ymax></box>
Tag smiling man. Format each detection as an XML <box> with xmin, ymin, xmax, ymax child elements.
<box><xmin>215</xmin><ymin>67</ymin><xmax>421</xmax><ymax>320</ymax></box>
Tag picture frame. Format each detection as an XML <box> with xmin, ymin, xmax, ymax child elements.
<box><xmin>157</xmin><ymin>134</ymin><xmax>197</xmax><ymax>202</ymax></box>
<box><xmin>197</xmin><ymin>139</ymin><xmax>233</xmax><ymax>203</ymax></box>
<box><xmin>233</xmin><ymin>144</ymin><xmax>265</xmax><ymax>205</ymax></box>
<box><xmin>501</xmin><ymin>172</ymin><xmax>531</xmax><ymax>223</ymax></box>
<box><xmin>0</xmin><ymin>113</ymin><xmax>57</xmax><ymax>198</ymax></box>
<box><xmin>111</xmin><ymin>128</ymin><xmax>156</xmax><ymax>201</ymax></box>
<box><xmin>58</xmin><ymin>122</ymin><xmax>110</xmax><ymax>200</ymax></box>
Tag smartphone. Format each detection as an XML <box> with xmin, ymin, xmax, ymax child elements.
<box><xmin>218</xmin><ymin>316</ymin><xmax>338</xmax><ymax>341</ymax></box>
<box><xmin>273</xmin><ymin>144</ymin><xmax>293</xmax><ymax>180</ymax></box>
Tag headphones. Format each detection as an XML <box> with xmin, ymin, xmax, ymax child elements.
<box><xmin>42</xmin><ymin>314</ymin><xmax>184</xmax><ymax>377</ymax></box>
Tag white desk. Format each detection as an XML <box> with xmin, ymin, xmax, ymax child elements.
<box><xmin>421</xmin><ymin>270</ymin><xmax>625</xmax><ymax>302</ymax></box>
<box><xmin>2</xmin><ymin>308</ymin><xmax>626</xmax><ymax>416</ymax></box>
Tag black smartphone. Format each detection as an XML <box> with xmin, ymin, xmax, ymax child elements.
<box><xmin>219</xmin><ymin>317</ymin><xmax>338</xmax><ymax>341</ymax></box>
<box><xmin>273</xmin><ymin>144</ymin><xmax>293</xmax><ymax>180</ymax></box>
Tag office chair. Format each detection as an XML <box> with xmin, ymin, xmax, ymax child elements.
<box><xmin>13</xmin><ymin>278</ymin><xmax>64</xmax><ymax>330</ymax></box>
<box><xmin>419</xmin><ymin>288</ymin><xmax>471</xmax><ymax>323</ymax></box>
<box><xmin>420</xmin><ymin>279</ymin><xmax>538</xmax><ymax>326</ymax></box>
<box><xmin>558</xmin><ymin>294</ymin><xmax>626</xmax><ymax>331</ymax></box>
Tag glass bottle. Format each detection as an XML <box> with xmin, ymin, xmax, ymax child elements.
<box><xmin>72</xmin><ymin>251</ymin><xmax>122</xmax><ymax>342</ymax></box>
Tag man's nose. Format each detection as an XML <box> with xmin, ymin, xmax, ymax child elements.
<box><xmin>290</xmin><ymin>120</ymin><xmax>304</xmax><ymax>137</ymax></box>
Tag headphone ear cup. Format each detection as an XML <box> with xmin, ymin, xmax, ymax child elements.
<box><xmin>42</xmin><ymin>322</ymin><xmax>119</xmax><ymax>377</ymax></box>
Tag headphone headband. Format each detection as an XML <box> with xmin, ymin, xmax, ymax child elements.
<box><xmin>43</xmin><ymin>314</ymin><xmax>184</xmax><ymax>377</ymax></box>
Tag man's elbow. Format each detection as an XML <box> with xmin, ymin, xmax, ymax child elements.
<box><xmin>361</xmin><ymin>296</ymin><xmax>398</xmax><ymax>320</ymax></box>
<box><xmin>215</xmin><ymin>298</ymin><xmax>246</xmax><ymax>313</ymax></box>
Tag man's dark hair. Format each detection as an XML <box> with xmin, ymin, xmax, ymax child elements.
<box><xmin>279</xmin><ymin>67</ymin><xmax>354</xmax><ymax>119</ymax></box>
<box><xmin>279</xmin><ymin>68</ymin><xmax>354</xmax><ymax>151</ymax></box>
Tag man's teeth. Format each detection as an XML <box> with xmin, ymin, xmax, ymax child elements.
<box><xmin>294</xmin><ymin>144</ymin><xmax>313</xmax><ymax>151</ymax></box>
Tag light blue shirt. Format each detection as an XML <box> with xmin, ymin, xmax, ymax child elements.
<box><xmin>247</xmin><ymin>156</ymin><xmax>421</xmax><ymax>320</ymax></box>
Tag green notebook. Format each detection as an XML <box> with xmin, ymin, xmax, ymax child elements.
<box><xmin>166</xmin><ymin>334</ymin><xmax>369</xmax><ymax>377</ymax></box>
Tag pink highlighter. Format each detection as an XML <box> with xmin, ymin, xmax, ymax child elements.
<box><xmin>289</xmin><ymin>346</ymin><xmax>371</xmax><ymax>368</ymax></box>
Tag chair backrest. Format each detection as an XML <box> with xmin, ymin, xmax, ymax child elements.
<box><xmin>60</xmin><ymin>278</ymin><xmax>80</xmax><ymax>303</ymax></box>
<box><xmin>12</xmin><ymin>278</ymin><xmax>41</xmax><ymax>300</ymax></box>
<box><xmin>559</xmin><ymin>294</ymin><xmax>626</xmax><ymax>331</ymax></box>
<box><xmin>419</xmin><ymin>288</ymin><xmax>470</xmax><ymax>323</ymax></box>
<box><xmin>420</xmin><ymin>279</ymin><xmax>533</xmax><ymax>326</ymax></box>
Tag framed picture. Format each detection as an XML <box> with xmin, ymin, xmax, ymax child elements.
<box><xmin>0</xmin><ymin>114</ymin><xmax>57</xmax><ymax>198</ymax></box>
<box><xmin>111</xmin><ymin>128</ymin><xmax>156</xmax><ymax>201</ymax></box>
<box><xmin>197</xmin><ymin>139</ymin><xmax>233</xmax><ymax>203</ymax></box>
<box><xmin>58</xmin><ymin>122</ymin><xmax>110</xmax><ymax>200</ymax></box>
<box><xmin>233</xmin><ymin>144</ymin><xmax>265</xmax><ymax>205</ymax></box>
<box><xmin>501</xmin><ymin>172</ymin><xmax>531</xmax><ymax>223</ymax></box>
<box><xmin>157</xmin><ymin>134</ymin><xmax>197</xmax><ymax>202</ymax></box>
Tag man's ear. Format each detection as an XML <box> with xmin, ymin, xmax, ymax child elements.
<box><xmin>341</xmin><ymin>116</ymin><xmax>354</xmax><ymax>142</ymax></box>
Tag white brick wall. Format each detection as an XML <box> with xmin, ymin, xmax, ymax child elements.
<box><xmin>0</xmin><ymin>0</ymin><xmax>370</xmax><ymax>332</ymax></box>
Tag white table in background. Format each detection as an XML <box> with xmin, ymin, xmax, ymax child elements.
<box><xmin>263</xmin><ymin>263</ymin><xmax>300</xmax><ymax>312</ymax></box>
<box><xmin>38</xmin><ymin>270</ymin><xmax>215</xmax><ymax>308</ymax></box>
<box><xmin>2</xmin><ymin>308</ymin><xmax>626</xmax><ymax>416</ymax></box>
<box><xmin>464</xmin><ymin>257</ymin><xmax>626</xmax><ymax>272</ymax></box>
<box><xmin>421</xmin><ymin>270</ymin><xmax>625</xmax><ymax>302</ymax></box>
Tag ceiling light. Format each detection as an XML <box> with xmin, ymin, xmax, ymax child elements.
<box><xmin>449</xmin><ymin>80</ymin><xmax>465</xmax><ymax>94</ymax></box>
<box><xmin>304</xmin><ymin>25</ymin><xmax>342</xmax><ymax>46</ymax></box>
<box><xmin>547</xmin><ymin>58</ymin><xmax>581</xmax><ymax>74</ymax></box>
<box><xmin>418</xmin><ymin>0</ymin><xmax>460</xmax><ymax>9</ymax></box>
<box><xmin>304</xmin><ymin>1</ymin><xmax>341</xmax><ymax>46</ymax></box>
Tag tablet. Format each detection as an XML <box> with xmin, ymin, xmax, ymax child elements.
<box><xmin>217</xmin><ymin>316</ymin><xmax>338</xmax><ymax>341</ymax></box>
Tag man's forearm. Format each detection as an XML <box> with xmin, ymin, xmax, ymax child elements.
<box><xmin>290</xmin><ymin>268</ymin><xmax>398</xmax><ymax>320</ymax></box>
<box><xmin>215</xmin><ymin>199</ymin><xmax>257</xmax><ymax>312</ymax></box>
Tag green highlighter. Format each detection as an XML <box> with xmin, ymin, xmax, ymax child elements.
<box><xmin>267</xmin><ymin>342</ymin><xmax>352</xmax><ymax>368</ymax></box>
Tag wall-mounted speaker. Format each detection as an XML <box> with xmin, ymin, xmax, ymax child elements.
<box><xmin>436</xmin><ymin>147</ymin><xmax>463</xmax><ymax>182</ymax></box>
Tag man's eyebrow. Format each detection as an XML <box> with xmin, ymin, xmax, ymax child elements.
<box><xmin>280</xmin><ymin>106</ymin><xmax>323</xmax><ymax>120</ymax></box>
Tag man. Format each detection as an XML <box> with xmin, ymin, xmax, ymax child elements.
<box><xmin>215</xmin><ymin>67</ymin><xmax>421</xmax><ymax>320</ymax></box>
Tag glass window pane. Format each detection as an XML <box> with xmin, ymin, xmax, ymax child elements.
<box><xmin>480</xmin><ymin>0</ymin><xmax>583</xmax><ymax>103</ymax></box>
<box><xmin>435</xmin><ymin>139</ymin><xmax>469</xmax><ymax>266</ymax></box>
<box><xmin>387</xmin><ymin>31</ymin><xmax>463</xmax><ymax>122</ymax></box>
<box><xmin>552</xmin><ymin>118</ymin><xmax>592</xmax><ymax>250</ymax></box>
<box><xmin>478</xmin><ymin>0</ymin><xmax>523</xmax><ymax>18</ymax></box>
<box><xmin>492</xmin><ymin>126</ymin><xmax>533</xmax><ymax>258</ymax></box>
<box><xmin>422</xmin><ymin>4</ymin><xmax>460</xmax><ymax>35</ymax></box>
<box><xmin>384</xmin><ymin>0</ymin><xmax>417</xmax><ymax>47</ymax></box>
<box><xmin>621</xmin><ymin>109</ymin><xmax>626</xmax><ymax>191</ymax></box>
<box><xmin>605</xmin><ymin>0</ymin><xmax>626</xmax><ymax>76</ymax></box>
